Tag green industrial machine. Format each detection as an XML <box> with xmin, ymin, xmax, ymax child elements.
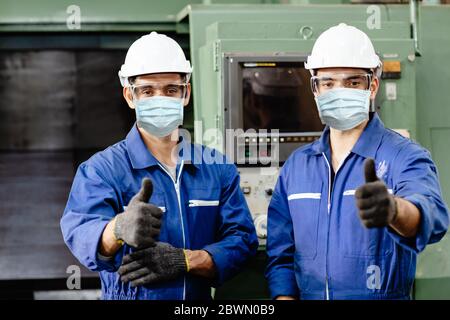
<box><xmin>0</xmin><ymin>0</ymin><xmax>449</xmax><ymax>299</ymax></box>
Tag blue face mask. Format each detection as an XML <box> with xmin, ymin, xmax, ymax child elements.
<box><xmin>315</xmin><ymin>88</ymin><xmax>371</xmax><ymax>131</ymax></box>
<box><xmin>134</xmin><ymin>96</ymin><xmax>184</xmax><ymax>138</ymax></box>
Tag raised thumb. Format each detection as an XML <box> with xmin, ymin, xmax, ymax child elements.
<box><xmin>132</xmin><ymin>178</ymin><xmax>153</xmax><ymax>203</ymax></box>
<box><xmin>364</xmin><ymin>158</ymin><xmax>379</xmax><ymax>183</ymax></box>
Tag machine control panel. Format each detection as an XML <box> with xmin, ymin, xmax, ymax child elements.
<box><xmin>238</xmin><ymin>167</ymin><xmax>280</xmax><ymax>245</ymax></box>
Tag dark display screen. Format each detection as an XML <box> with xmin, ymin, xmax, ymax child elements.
<box><xmin>242</xmin><ymin>62</ymin><xmax>324</xmax><ymax>133</ymax></box>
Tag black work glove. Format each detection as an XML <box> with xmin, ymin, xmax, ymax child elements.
<box><xmin>118</xmin><ymin>242</ymin><xmax>187</xmax><ymax>287</ymax></box>
<box><xmin>114</xmin><ymin>178</ymin><xmax>163</xmax><ymax>248</ymax></box>
<box><xmin>355</xmin><ymin>158</ymin><xmax>398</xmax><ymax>228</ymax></box>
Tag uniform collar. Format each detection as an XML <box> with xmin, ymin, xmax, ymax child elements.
<box><xmin>309</xmin><ymin>124</ymin><xmax>331</xmax><ymax>156</ymax></box>
<box><xmin>126</xmin><ymin>124</ymin><xmax>200</xmax><ymax>170</ymax></box>
<box><xmin>310</xmin><ymin>113</ymin><xmax>385</xmax><ymax>158</ymax></box>
<box><xmin>351</xmin><ymin>113</ymin><xmax>385</xmax><ymax>158</ymax></box>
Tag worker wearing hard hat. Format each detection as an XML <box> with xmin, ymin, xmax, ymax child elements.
<box><xmin>265</xmin><ymin>23</ymin><xmax>449</xmax><ymax>300</ymax></box>
<box><xmin>60</xmin><ymin>32</ymin><xmax>258</xmax><ymax>300</ymax></box>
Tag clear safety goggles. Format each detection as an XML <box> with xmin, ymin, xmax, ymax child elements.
<box><xmin>310</xmin><ymin>73</ymin><xmax>372</xmax><ymax>93</ymax></box>
<box><xmin>130</xmin><ymin>82</ymin><xmax>188</xmax><ymax>100</ymax></box>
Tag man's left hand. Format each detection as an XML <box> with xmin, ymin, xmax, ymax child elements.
<box><xmin>355</xmin><ymin>158</ymin><xmax>398</xmax><ymax>228</ymax></box>
<box><xmin>118</xmin><ymin>242</ymin><xmax>187</xmax><ymax>287</ymax></box>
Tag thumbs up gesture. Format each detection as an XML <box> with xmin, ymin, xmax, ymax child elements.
<box><xmin>355</xmin><ymin>158</ymin><xmax>398</xmax><ymax>228</ymax></box>
<box><xmin>114</xmin><ymin>178</ymin><xmax>164</xmax><ymax>248</ymax></box>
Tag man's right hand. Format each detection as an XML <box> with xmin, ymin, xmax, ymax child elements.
<box><xmin>113</xmin><ymin>178</ymin><xmax>163</xmax><ymax>248</ymax></box>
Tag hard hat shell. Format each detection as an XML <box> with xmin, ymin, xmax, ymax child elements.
<box><xmin>305</xmin><ymin>23</ymin><xmax>382</xmax><ymax>72</ymax></box>
<box><xmin>118</xmin><ymin>32</ymin><xmax>192</xmax><ymax>87</ymax></box>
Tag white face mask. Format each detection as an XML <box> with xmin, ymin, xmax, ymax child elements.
<box><xmin>315</xmin><ymin>88</ymin><xmax>371</xmax><ymax>131</ymax></box>
<box><xmin>135</xmin><ymin>96</ymin><xmax>184</xmax><ymax>137</ymax></box>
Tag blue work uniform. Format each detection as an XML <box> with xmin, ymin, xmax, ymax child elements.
<box><xmin>266</xmin><ymin>113</ymin><xmax>449</xmax><ymax>300</ymax></box>
<box><xmin>60</xmin><ymin>124</ymin><xmax>258</xmax><ymax>300</ymax></box>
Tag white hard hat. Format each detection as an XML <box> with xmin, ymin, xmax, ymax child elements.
<box><xmin>305</xmin><ymin>23</ymin><xmax>382</xmax><ymax>74</ymax></box>
<box><xmin>118</xmin><ymin>32</ymin><xmax>192</xmax><ymax>87</ymax></box>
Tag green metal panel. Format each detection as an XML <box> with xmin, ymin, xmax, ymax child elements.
<box><xmin>206</xmin><ymin>21</ymin><xmax>411</xmax><ymax>41</ymax></box>
<box><xmin>414</xmin><ymin>6</ymin><xmax>450</xmax><ymax>297</ymax></box>
<box><xmin>0</xmin><ymin>0</ymin><xmax>281</xmax><ymax>32</ymax></box>
<box><xmin>0</xmin><ymin>0</ymin><xmax>202</xmax><ymax>25</ymax></box>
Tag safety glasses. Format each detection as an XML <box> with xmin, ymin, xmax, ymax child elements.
<box><xmin>310</xmin><ymin>73</ymin><xmax>372</xmax><ymax>93</ymax></box>
<box><xmin>130</xmin><ymin>82</ymin><xmax>188</xmax><ymax>100</ymax></box>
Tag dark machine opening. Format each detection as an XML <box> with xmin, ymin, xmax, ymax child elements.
<box><xmin>0</xmin><ymin>49</ymin><xmax>134</xmax><ymax>298</ymax></box>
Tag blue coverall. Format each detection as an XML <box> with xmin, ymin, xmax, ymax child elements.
<box><xmin>61</xmin><ymin>124</ymin><xmax>258</xmax><ymax>300</ymax></box>
<box><xmin>266</xmin><ymin>113</ymin><xmax>449</xmax><ymax>299</ymax></box>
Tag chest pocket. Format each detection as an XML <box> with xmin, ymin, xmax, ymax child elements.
<box><xmin>340</xmin><ymin>187</ymin><xmax>394</xmax><ymax>258</ymax></box>
<box><xmin>185</xmin><ymin>187</ymin><xmax>221</xmax><ymax>246</ymax></box>
<box><xmin>287</xmin><ymin>181</ymin><xmax>323</xmax><ymax>259</ymax></box>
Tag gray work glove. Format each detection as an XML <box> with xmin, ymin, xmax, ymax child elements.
<box><xmin>118</xmin><ymin>242</ymin><xmax>187</xmax><ymax>287</ymax></box>
<box><xmin>114</xmin><ymin>178</ymin><xmax>163</xmax><ymax>248</ymax></box>
<box><xmin>355</xmin><ymin>158</ymin><xmax>398</xmax><ymax>228</ymax></box>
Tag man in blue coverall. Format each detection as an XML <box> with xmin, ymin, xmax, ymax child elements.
<box><xmin>265</xmin><ymin>23</ymin><xmax>449</xmax><ymax>300</ymax></box>
<box><xmin>60</xmin><ymin>32</ymin><xmax>258</xmax><ymax>300</ymax></box>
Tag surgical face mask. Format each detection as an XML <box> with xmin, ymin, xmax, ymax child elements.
<box><xmin>314</xmin><ymin>88</ymin><xmax>371</xmax><ymax>131</ymax></box>
<box><xmin>134</xmin><ymin>96</ymin><xmax>184</xmax><ymax>138</ymax></box>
